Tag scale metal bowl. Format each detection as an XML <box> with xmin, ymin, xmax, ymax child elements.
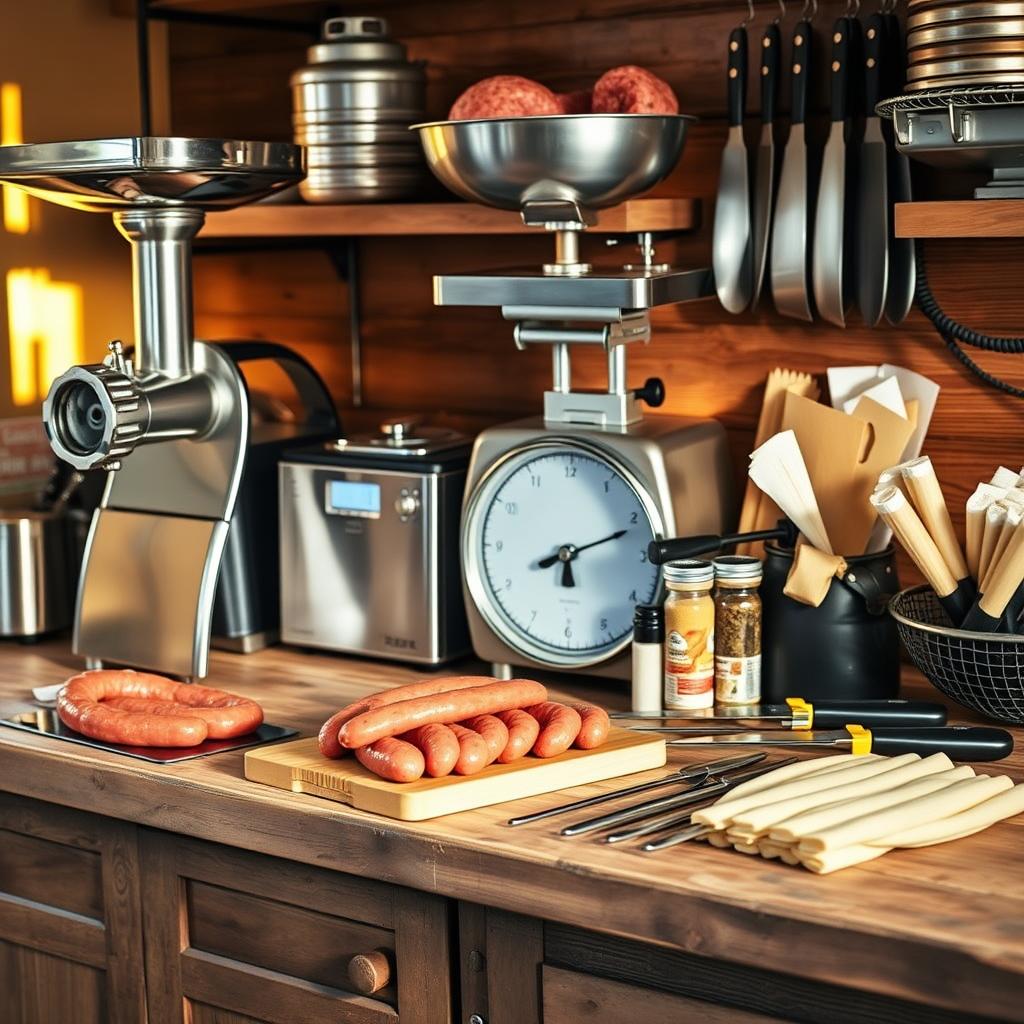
<box><xmin>0</xmin><ymin>137</ymin><xmax>304</xmax><ymax>213</ymax></box>
<box><xmin>412</xmin><ymin>114</ymin><xmax>692</xmax><ymax>217</ymax></box>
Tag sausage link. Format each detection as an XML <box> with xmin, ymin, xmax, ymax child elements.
<box><xmin>564</xmin><ymin>701</ymin><xmax>611</xmax><ymax>749</ymax></box>
<box><xmin>525</xmin><ymin>702</ymin><xmax>583</xmax><ymax>758</ymax></box>
<box><xmin>400</xmin><ymin>724</ymin><xmax>460</xmax><ymax>778</ymax></box>
<box><xmin>460</xmin><ymin>714</ymin><xmax>510</xmax><ymax>766</ymax></box>
<box><xmin>338</xmin><ymin>680</ymin><xmax>547</xmax><ymax>750</ymax></box>
<box><xmin>57</xmin><ymin>670</ymin><xmax>262</xmax><ymax>747</ymax></box>
<box><xmin>318</xmin><ymin>676</ymin><xmax>502</xmax><ymax>758</ymax></box>
<box><xmin>493</xmin><ymin>709</ymin><xmax>540</xmax><ymax>763</ymax></box>
<box><xmin>448</xmin><ymin>724</ymin><xmax>490</xmax><ymax>776</ymax></box>
<box><xmin>355</xmin><ymin>737</ymin><xmax>426</xmax><ymax>783</ymax></box>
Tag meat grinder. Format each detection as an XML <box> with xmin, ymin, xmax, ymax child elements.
<box><xmin>0</xmin><ymin>138</ymin><xmax>303</xmax><ymax>679</ymax></box>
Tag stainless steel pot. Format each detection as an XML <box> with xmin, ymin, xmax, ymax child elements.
<box><xmin>0</xmin><ymin>509</ymin><xmax>78</xmax><ymax>639</ymax></box>
<box><xmin>291</xmin><ymin>16</ymin><xmax>426</xmax><ymax>203</ymax></box>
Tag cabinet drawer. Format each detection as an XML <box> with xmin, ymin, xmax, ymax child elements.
<box><xmin>542</xmin><ymin>966</ymin><xmax>791</xmax><ymax>1024</ymax></box>
<box><xmin>141</xmin><ymin>830</ymin><xmax>453</xmax><ymax>1024</ymax></box>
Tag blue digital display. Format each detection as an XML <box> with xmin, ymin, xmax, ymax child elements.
<box><xmin>328</xmin><ymin>479</ymin><xmax>381</xmax><ymax>514</ymax></box>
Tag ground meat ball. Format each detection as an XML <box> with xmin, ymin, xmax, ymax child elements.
<box><xmin>449</xmin><ymin>76</ymin><xmax>561</xmax><ymax>120</ymax></box>
<box><xmin>555</xmin><ymin>89</ymin><xmax>592</xmax><ymax>114</ymax></box>
<box><xmin>591</xmin><ymin>65</ymin><xmax>679</xmax><ymax>114</ymax></box>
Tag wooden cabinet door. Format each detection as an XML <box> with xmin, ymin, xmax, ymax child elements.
<box><xmin>0</xmin><ymin>793</ymin><xmax>147</xmax><ymax>1024</ymax></box>
<box><xmin>139</xmin><ymin>830</ymin><xmax>453</xmax><ymax>1024</ymax></box>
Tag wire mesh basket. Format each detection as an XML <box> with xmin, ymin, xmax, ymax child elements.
<box><xmin>890</xmin><ymin>585</ymin><xmax>1024</xmax><ymax>725</ymax></box>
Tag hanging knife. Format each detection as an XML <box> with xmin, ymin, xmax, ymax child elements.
<box><xmin>751</xmin><ymin>18</ymin><xmax>781</xmax><ymax>307</ymax></box>
<box><xmin>669</xmin><ymin>725</ymin><xmax>1014</xmax><ymax>762</ymax></box>
<box><xmin>506</xmin><ymin>752</ymin><xmax>764</xmax><ymax>827</ymax></box>
<box><xmin>612</xmin><ymin>697</ymin><xmax>947</xmax><ymax>731</ymax></box>
<box><xmin>559</xmin><ymin>757</ymin><xmax>794</xmax><ymax>838</ymax></box>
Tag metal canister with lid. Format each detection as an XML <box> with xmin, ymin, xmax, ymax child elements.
<box><xmin>290</xmin><ymin>16</ymin><xmax>426</xmax><ymax>203</ymax></box>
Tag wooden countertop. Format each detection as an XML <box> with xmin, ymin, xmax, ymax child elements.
<box><xmin>0</xmin><ymin>640</ymin><xmax>1022</xmax><ymax>1020</ymax></box>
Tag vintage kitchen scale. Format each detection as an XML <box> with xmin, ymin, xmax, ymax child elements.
<box><xmin>414</xmin><ymin>114</ymin><xmax>735</xmax><ymax>680</ymax></box>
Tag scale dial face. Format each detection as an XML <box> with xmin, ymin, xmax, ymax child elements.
<box><xmin>464</xmin><ymin>441</ymin><xmax>662</xmax><ymax>668</ymax></box>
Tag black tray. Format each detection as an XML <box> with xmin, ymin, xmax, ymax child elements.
<box><xmin>0</xmin><ymin>708</ymin><xmax>298</xmax><ymax>763</ymax></box>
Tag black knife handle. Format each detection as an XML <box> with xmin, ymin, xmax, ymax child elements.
<box><xmin>869</xmin><ymin>727</ymin><xmax>1014</xmax><ymax>762</ymax></box>
<box><xmin>812</xmin><ymin>700</ymin><xmax>947</xmax><ymax>730</ymax></box>
<box><xmin>829</xmin><ymin>17</ymin><xmax>851</xmax><ymax>123</ymax></box>
<box><xmin>761</xmin><ymin>22</ymin><xmax>781</xmax><ymax>125</ymax></box>
<box><xmin>863</xmin><ymin>13</ymin><xmax>884</xmax><ymax>112</ymax></box>
<box><xmin>883</xmin><ymin>13</ymin><xmax>906</xmax><ymax>94</ymax></box>
<box><xmin>790</xmin><ymin>20</ymin><xmax>811</xmax><ymax>127</ymax></box>
<box><xmin>728</xmin><ymin>27</ymin><xmax>748</xmax><ymax>128</ymax></box>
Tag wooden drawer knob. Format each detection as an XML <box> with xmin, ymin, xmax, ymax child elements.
<box><xmin>348</xmin><ymin>949</ymin><xmax>392</xmax><ymax>994</ymax></box>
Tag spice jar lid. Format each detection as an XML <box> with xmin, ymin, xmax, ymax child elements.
<box><xmin>663</xmin><ymin>559</ymin><xmax>714</xmax><ymax>585</ymax></box>
<box><xmin>633</xmin><ymin>603</ymin><xmax>664</xmax><ymax>643</ymax></box>
<box><xmin>713</xmin><ymin>555</ymin><xmax>763</xmax><ymax>582</ymax></box>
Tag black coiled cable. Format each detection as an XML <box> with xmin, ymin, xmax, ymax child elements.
<box><xmin>914</xmin><ymin>239</ymin><xmax>1024</xmax><ymax>398</ymax></box>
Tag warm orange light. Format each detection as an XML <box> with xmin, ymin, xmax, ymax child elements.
<box><xmin>1</xmin><ymin>83</ymin><xmax>30</xmax><ymax>235</ymax></box>
<box><xmin>7</xmin><ymin>268</ymin><xmax>84</xmax><ymax>405</ymax></box>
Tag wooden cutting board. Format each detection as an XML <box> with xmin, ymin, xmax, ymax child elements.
<box><xmin>244</xmin><ymin>728</ymin><xmax>667</xmax><ymax>821</ymax></box>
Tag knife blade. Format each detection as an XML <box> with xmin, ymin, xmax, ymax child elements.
<box><xmin>505</xmin><ymin>752</ymin><xmax>764</xmax><ymax>827</ymax></box>
<box><xmin>770</xmin><ymin>18</ymin><xmax>813</xmax><ymax>321</ymax></box>
<box><xmin>883</xmin><ymin>10</ymin><xmax>916</xmax><ymax>325</ymax></box>
<box><xmin>612</xmin><ymin>698</ymin><xmax>947</xmax><ymax>730</ymax></box>
<box><xmin>751</xmin><ymin>20</ymin><xmax>780</xmax><ymax>307</ymax></box>
<box><xmin>713</xmin><ymin>24</ymin><xmax>753</xmax><ymax>313</ymax></box>
<box><xmin>856</xmin><ymin>12</ymin><xmax>889</xmax><ymax>327</ymax></box>
<box><xmin>559</xmin><ymin>757</ymin><xmax>792</xmax><ymax>838</ymax></box>
<box><xmin>812</xmin><ymin>15</ymin><xmax>857</xmax><ymax>328</ymax></box>
<box><xmin>669</xmin><ymin>725</ymin><xmax>1014</xmax><ymax>761</ymax></box>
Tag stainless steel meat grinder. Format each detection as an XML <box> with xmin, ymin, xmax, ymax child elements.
<box><xmin>0</xmin><ymin>138</ymin><xmax>303</xmax><ymax>678</ymax></box>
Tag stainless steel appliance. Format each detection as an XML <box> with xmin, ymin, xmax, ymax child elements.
<box><xmin>0</xmin><ymin>137</ymin><xmax>304</xmax><ymax>679</ymax></box>
<box><xmin>211</xmin><ymin>342</ymin><xmax>339</xmax><ymax>653</ymax></box>
<box><xmin>291</xmin><ymin>15</ymin><xmax>426</xmax><ymax>202</ymax></box>
<box><xmin>414</xmin><ymin>114</ymin><xmax>735</xmax><ymax>681</ymax></box>
<box><xmin>279</xmin><ymin>421</ymin><xmax>471</xmax><ymax>664</ymax></box>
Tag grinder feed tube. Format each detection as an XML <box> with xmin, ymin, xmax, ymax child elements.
<box><xmin>870</xmin><ymin>486</ymin><xmax>971</xmax><ymax>625</ymax></box>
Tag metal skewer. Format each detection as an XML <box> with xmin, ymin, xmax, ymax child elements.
<box><xmin>506</xmin><ymin>752</ymin><xmax>764</xmax><ymax>827</ymax></box>
<box><xmin>642</xmin><ymin>823</ymin><xmax>715</xmax><ymax>851</ymax></box>
<box><xmin>560</xmin><ymin>757</ymin><xmax>789</xmax><ymax>838</ymax></box>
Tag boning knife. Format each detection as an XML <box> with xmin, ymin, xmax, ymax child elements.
<box><xmin>506</xmin><ymin>752</ymin><xmax>764</xmax><ymax>826</ymax></box>
<box><xmin>612</xmin><ymin>698</ymin><xmax>948</xmax><ymax>731</ymax></box>
<box><xmin>751</xmin><ymin>19</ymin><xmax>781</xmax><ymax>307</ymax></box>
<box><xmin>669</xmin><ymin>725</ymin><xmax>1014</xmax><ymax>762</ymax></box>
<box><xmin>856</xmin><ymin>11</ymin><xmax>889</xmax><ymax>327</ymax></box>
<box><xmin>559</xmin><ymin>758</ymin><xmax>792</xmax><ymax>838</ymax></box>
<box><xmin>770</xmin><ymin>18</ymin><xmax>813</xmax><ymax>321</ymax></box>
<box><xmin>713</xmin><ymin>23</ymin><xmax>753</xmax><ymax>313</ymax></box>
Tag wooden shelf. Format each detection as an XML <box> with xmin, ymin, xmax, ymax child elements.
<box><xmin>199</xmin><ymin>197</ymin><xmax>699</xmax><ymax>239</ymax></box>
<box><xmin>895</xmin><ymin>200</ymin><xmax>1024</xmax><ymax>239</ymax></box>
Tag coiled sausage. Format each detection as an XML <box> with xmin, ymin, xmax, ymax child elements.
<box><xmin>525</xmin><ymin>702</ymin><xmax>583</xmax><ymax>758</ymax></box>
<box><xmin>57</xmin><ymin>670</ymin><xmax>263</xmax><ymax>748</ymax></box>
<box><xmin>337</xmin><ymin>680</ymin><xmax>547</xmax><ymax>750</ymax></box>
<box><xmin>493</xmin><ymin>709</ymin><xmax>540</xmax><ymax>763</ymax></box>
<box><xmin>460</xmin><ymin>714</ymin><xmax>510</xmax><ymax>766</ymax></box>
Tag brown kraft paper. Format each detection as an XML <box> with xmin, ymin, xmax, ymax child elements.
<box><xmin>784</xmin><ymin>541</ymin><xmax>849</xmax><ymax>607</ymax></box>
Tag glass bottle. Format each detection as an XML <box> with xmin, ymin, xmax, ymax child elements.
<box><xmin>663</xmin><ymin>559</ymin><xmax>715</xmax><ymax>710</ymax></box>
<box><xmin>712</xmin><ymin>555</ymin><xmax>763</xmax><ymax>705</ymax></box>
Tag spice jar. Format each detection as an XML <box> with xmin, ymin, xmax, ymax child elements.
<box><xmin>712</xmin><ymin>555</ymin><xmax>763</xmax><ymax>705</ymax></box>
<box><xmin>663</xmin><ymin>559</ymin><xmax>715</xmax><ymax>710</ymax></box>
<box><xmin>632</xmin><ymin>604</ymin><xmax>664</xmax><ymax>713</ymax></box>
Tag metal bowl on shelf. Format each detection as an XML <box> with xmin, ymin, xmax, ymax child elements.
<box><xmin>412</xmin><ymin>114</ymin><xmax>693</xmax><ymax>214</ymax></box>
<box><xmin>0</xmin><ymin>137</ymin><xmax>304</xmax><ymax>213</ymax></box>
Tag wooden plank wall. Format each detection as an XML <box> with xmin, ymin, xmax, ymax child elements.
<box><xmin>170</xmin><ymin>1</ymin><xmax>1024</xmax><ymax>570</ymax></box>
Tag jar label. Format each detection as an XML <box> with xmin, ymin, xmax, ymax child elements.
<box><xmin>664</xmin><ymin>627</ymin><xmax>714</xmax><ymax>707</ymax></box>
<box><xmin>715</xmin><ymin>654</ymin><xmax>761</xmax><ymax>704</ymax></box>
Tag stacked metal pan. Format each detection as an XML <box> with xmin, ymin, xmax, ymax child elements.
<box><xmin>291</xmin><ymin>16</ymin><xmax>426</xmax><ymax>202</ymax></box>
<box><xmin>907</xmin><ymin>2</ymin><xmax>1024</xmax><ymax>91</ymax></box>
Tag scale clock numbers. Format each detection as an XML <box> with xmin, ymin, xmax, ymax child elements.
<box><xmin>464</xmin><ymin>442</ymin><xmax>662</xmax><ymax>668</ymax></box>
